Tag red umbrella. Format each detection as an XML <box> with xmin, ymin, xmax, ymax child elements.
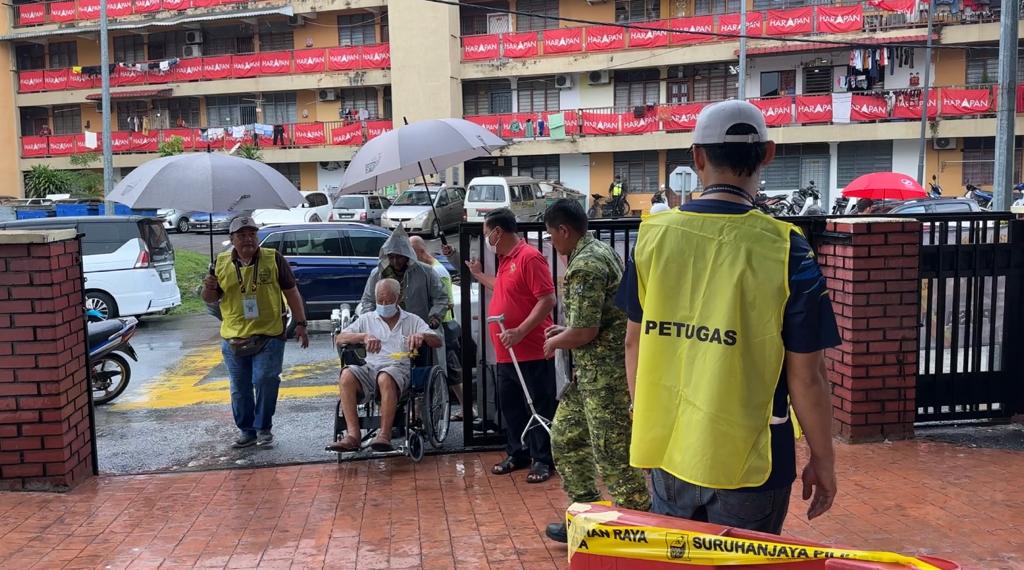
<box><xmin>841</xmin><ymin>172</ymin><xmax>929</xmax><ymax>201</ymax></box>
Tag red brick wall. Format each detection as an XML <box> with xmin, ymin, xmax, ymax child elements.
<box><xmin>816</xmin><ymin>219</ymin><xmax>921</xmax><ymax>443</ymax></box>
<box><xmin>0</xmin><ymin>234</ymin><xmax>94</xmax><ymax>491</ymax></box>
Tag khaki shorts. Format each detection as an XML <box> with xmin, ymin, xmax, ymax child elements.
<box><xmin>344</xmin><ymin>364</ymin><xmax>410</xmax><ymax>404</ymax></box>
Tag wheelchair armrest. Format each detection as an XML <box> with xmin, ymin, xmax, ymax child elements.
<box><xmin>336</xmin><ymin>342</ymin><xmax>367</xmax><ymax>367</ymax></box>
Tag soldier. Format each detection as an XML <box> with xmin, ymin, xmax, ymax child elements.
<box><xmin>541</xmin><ymin>199</ymin><xmax>650</xmax><ymax>544</ymax></box>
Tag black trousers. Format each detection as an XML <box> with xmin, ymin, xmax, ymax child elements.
<box><xmin>496</xmin><ymin>359</ymin><xmax>556</xmax><ymax>467</ymax></box>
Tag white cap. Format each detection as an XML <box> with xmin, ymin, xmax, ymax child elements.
<box><xmin>692</xmin><ymin>100</ymin><xmax>770</xmax><ymax>145</ymax></box>
<box><xmin>229</xmin><ymin>215</ymin><xmax>259</xmax><ymax>234</ymax></box>
<box><xmin>650</xmin><ymin>203</ymin><xmax>671</xmax><ymax>214</ymax></box>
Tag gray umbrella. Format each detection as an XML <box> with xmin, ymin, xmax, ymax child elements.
<box><xmin>108</xmin><ymin>152</ymin><xmax>304</xmax><ymax>262</ymax></box>
<box><xmin>337</xmin><ymin>118</ymin><xmax>506</xmax><ymax>244</ymax></box>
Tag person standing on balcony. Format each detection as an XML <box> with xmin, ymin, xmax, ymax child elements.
<box><xmin>617</xmin><ymin>100</ymin><xmax>840</xmax><ymax>534</ymax></box>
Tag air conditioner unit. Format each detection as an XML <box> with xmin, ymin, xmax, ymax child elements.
<box><xmin>587</xmin><ymin>70</ymin><xmax>611</xmax><ymax>85</ymax></box>
<box><xmin>554</xmin><ymin>74</ymin><xmax>573</xmax><ymax>89</ymax></box>
<box><xmin>184</xmin><ymin>30</ymin><xmax>203</xmax><ymax>44</ymax></box>
<box><xmin>933</xmin><ymin>137</ymin><xmax>959</xmax><ymax>150</ymax></box>
<box><xmin>319</xmin><ymin>161</ymin><xmax>343</xmax><ymax>171</ymax></box>
<box><xmin>288</xmin><ymin>15</ymin><xmax>306</xmax><ymax>26</ymax></box>
<box><xmin>318</xmin><ymin>89</ymin><xmax>337</xmax><ymax>102</ymax></box>
<box><xmin>182</xmin><ymin>45</ymin><xmax>202</xmax><ymax>58</ymax></box>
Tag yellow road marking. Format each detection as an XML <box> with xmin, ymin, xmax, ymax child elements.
<box><xmin>115</xmin><ymin>346</ymin><xmax>339</xmax><ymax>410</ymax></box>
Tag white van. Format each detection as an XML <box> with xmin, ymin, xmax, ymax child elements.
<box><xmin>464</xmin><ymin>176</ymin><xmax>546</xmax><ymax>223</ymax></box>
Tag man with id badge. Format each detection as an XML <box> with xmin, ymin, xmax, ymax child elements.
<box><xmin>202</xmin><ymin>216</ymin><xmax>309</xmax><ymax>449</ymax></box>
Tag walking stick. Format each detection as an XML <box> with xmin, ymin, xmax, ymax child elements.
<box><xmin>487</xmin><ymin>314</ymin><xmax>552</xmax><ymax>444</ymax></box>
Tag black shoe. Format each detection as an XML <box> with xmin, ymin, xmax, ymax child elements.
<box><xmin>232</xmin><ymin>433</ymin><xmax>257</xmax><ymax>449</ymax></box>
<box><xmin>545</xmin><ymin>522</ymin><xmax>567</xmax><ymax>543</ymax></box>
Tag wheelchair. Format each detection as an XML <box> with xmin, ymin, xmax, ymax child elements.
<box><xmin>327</xmin><ymin>307</ymin><xmax>451</xmax><ymax>463</ymax></box>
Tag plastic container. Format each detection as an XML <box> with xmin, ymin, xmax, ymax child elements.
<box><xmin>96</xmin><ymin>204</ymin><xmax>154</xmax><ymax>216</ymax></box>
<box><xmin>55</xmin><ymin>204</ymin><xmax>90</xmax><ymax>217</ymax></box>
<box><xmin>15</xmin><ymin>209</ymin><xmax>51</xmax><ymax>220</ymax></box>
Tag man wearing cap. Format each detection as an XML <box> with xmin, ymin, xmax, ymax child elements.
<box><xmin>202</xmin><ymin>216</ymin><xmax>309</xmax><ymax>449</ymax></box>
<box><xmin>616</xmin><ymin>100</ymin><xmax>840</xmax><ymax>533</ymax></box>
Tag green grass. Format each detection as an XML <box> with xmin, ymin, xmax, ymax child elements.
<box><xmin>171</xmin><ymin>249</ymin><xmax>211</xmax><ymax>315</ymax></box>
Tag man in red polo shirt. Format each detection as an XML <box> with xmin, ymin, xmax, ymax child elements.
<box><xmin>466</xmin><ymin>208</ymin><xmax>558</xmax><ymax>483</ymax></box>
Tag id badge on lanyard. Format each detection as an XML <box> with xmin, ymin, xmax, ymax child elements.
<box><xmin>236</xmin><ymin>255</ymin><xmax>261</xmax><ymax>320</ymax></box>
<box><xmin>242</xmin><ymin>296</ymin><xmax>260</xmax><ymax>320</ymax></box>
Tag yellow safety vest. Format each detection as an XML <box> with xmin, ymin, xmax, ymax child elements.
<box><xmin>216</xmin><ymin>247</ymin><xmax>284</xmax><ymax>340</ymax></box>
<box><xmin>612</xmin><ymin>183</ymin><xmax>623</xmax><ymax>197</ymax></box>
<box><xmin>630</xmin><ymin>209</ymin><xmax>793</xmax><ymax>489</ymax></box>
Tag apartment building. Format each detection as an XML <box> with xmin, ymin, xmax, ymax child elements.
<box><xmin>0</xmin><ymin>0</ymin><xmax>1019</xmax><ymax>207</ymax></box>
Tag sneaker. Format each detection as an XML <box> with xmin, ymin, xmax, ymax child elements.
<box><xmin>232</xmin><ymin>433</ymin><xmax>257</xmax><ymax>448</ymax></box>
<box><xmin>256</xmin><ymin>431</ymin><xmax>274</xmax><ymax>447</ymax></box>
<box><xmin>545</xmin><ymin>522</ymin><xmax>568</xmax><ymax>543</ymax></box>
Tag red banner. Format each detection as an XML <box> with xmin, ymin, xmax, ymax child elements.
<box><xmin>22</xmin><ymin>136</ymin><xmax>48</xmax><ymax>157</ymax></box>
<box><xmin>751</xmin><ymin>97</ymin><xmax>793</xmax><ymax>126</ymax></box>
<box><xmin>293</xmin><ymin>49</ymin><xmax>325</xmax><ymax>73</ymax></box>
<box><xmin>867</xmin><ymin>0</ymin><xmax>917</xmax><ymax>17</ymax></box>
<box><xmin>327</xmin><ymin>47</ymin><xmax>361</xmax><ymax>71</ymax></box>
<box><xmin>360</xmin><ymin>44</ymin><xmax>390</xmax><ymax>69</ymax></box>
<box><xmin>585</xmin><ymin>26</ymin><xmax>626</xmax><ymax>51</ymax></box>
<box><xmin>332</xmin><ymin>123</ymin><xmax>363</xmax><ymax>146</ymax></box>
<box><xmin>161</xmin><ymin>0</ymin><xmax>188</xmax><ymax>9</ymax></box>
<box><xmin>543</xmin><ymin>28</ymin><xmax>583</xmax><ymax>55</ymax></box>
<box><xmin>670</xmin><ymin>16</ymin><xmax>714</xmax><ymax>45</ymax></box>
<box><xmin>18</xmin><ymin>4</ymin><xmax>46</xmax><ymax>25</ymax></box>
<box><xmin>44</xmin><ymin>69</ymin><xmax>69</xmax><ymax>91</ymax></box>
<box><xmin>108</xmin><ymin>0</ymin><xmax>133</xmax><ymax>17</ymax></box>
<box><xmin>48</xmin><ymin>135</ymin><xmax>77</xmax><ymax>156</ymax></box>
<box><xmin>766</xmin><ymin>7</ymin><xmax>813</xmax><ymax>35</ymax></box>
<box><xmin>581</xmin><ymin>111</ymin><xmax>621</xmax><ymax>135</ymax></box>
<box><xmin>465</xmin><ymin>115</ymin><xmax>502</xmax><ymax>137</ymax></box>
<box><xmin>131</xmin><ymin>132</ymin><xmax>159</xmax><ymax>152</ymax></box>
<box><xmin>795</xmin><ymin>95</ymin><xmax>833</xmax><ymax>124</ymax></box>
<box><xmin>109</xmin><ymin>132</ymin><xmax>133</xmax><ymax>153</ymax></box>
<box><xmin>191</xmin><ymin>0</ymin><xmax>221</xmax><ymax>7</ymax></box>
<box><xmin>19</xmin><ymin>70</ymin><xmax>45</xmax><ymax>93</ymax></box>
<box><xmin>499</xmin><ymin>114</ymin><xmax>529</xmax><ymax>139</ymax></box>
<box><xmin>172</xmin><ymin>60</ymin><xmax>203</xmax><ymax>82</ymax></box>
<box><xmin>718</xmin><ymin>12</ymin><xmax>762</xmax><ymax>37</ymax></box>
<box><xmin>259</xmin><ymin>52</ymin><xmax>292</xmax><ymax>75</ymax></box>
<box><xmin>202</xmin><ymin>56</ymin><xmax>232</xmax><ymax>80</ymax></box>
<box><xmin>851</xmin><ymin>94</ymin><xmax>889</xmax><ymax>121</ymax></box>
<box><xmin>111</xmin><ymin>65</ymin><xmax>146</xmax><ymax>87</ymax></box>
<box><xmin>620</xmin><ymin>113</ymin><xmax>658</xmax><ymax>135</ymax></box>
<box><xmin>133</xmin><ymin>0</ymin><xmax>161</xmax><ymax>13</ymax></box>
<box><xmin>365</xmin><ymin>120</ymin><xmax>393</xmax><ymax>140</ymax></box>
<box><xmin>662</xmin><ymin>103</ymin><xmax>705</xmax><ymax>131</ymax></box>
<box><xmin>162</xmin><ymin>129</ymin><xmax>195</xmax><ymax>150</ymax></box>
<box><xmin>462</xmin><ymin>35</ymin><xmax>501</xmax><ymax>61</ymax></box>
<box><xmin>816</xmin><ymin>5</ymin><xmax>863</xmax><ymax>33</ymax></box>
<box><xmin>68</xmin><ymin>70</ymin><xmax>94</xmax><ymax>90</ymax></box>
<box><xmin>940</xmin><ymin>88</ymin><xmax>991</xmax><ymax>116</ymax></box>
<box><xmin>292</xmin><ymin>123</ymin><xmax>325</xmax><ymax>146</ymax></box>
<box><xmin>50</xmin><ymin>1</ymin><xmax>77</xmax><ymax>21</ymax></box>
<box><xmin>502</xmin><ymin>32</ymin><xmax>538</xmax><ymax>58</ymax></box>
<box><xmin>231</xmin><ymin>54</ymin><xmax>259</xmax><ymax>78</ymax></box>
<box><xmin>78</xmin><ymin>0</ymin><xmax>100</xmax><ymax>19</ymax></box>
<box><xmin>628</xmin><ymin>21</ymin><xmax>668</xmax><ymax>48</ymax></box>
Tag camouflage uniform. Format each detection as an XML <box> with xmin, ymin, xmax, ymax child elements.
<box><xmin>551</xmin><ymin>235</ymin><xmax>651</xmax><ymax>511</ymax></box>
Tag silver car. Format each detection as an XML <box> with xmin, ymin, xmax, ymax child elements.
<box><xmin>330</xmin><ymin>194</ymin><xmax>391</xmax><ymax>225</ymax></box>
<box><xmin>382</xmin><ymin>186</ymin><xmax>465</xmax><ymax>237</ymax></box>
<box><xmin>158</xmin><ymin>209</ymin><xmax>195</xmax><ymax>233</ymax></box>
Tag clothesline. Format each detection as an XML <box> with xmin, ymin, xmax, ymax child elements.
<box><xmin>71</xmin><ymin>58</ymin><xmax>181</xmax><ymax>78</ymax></box>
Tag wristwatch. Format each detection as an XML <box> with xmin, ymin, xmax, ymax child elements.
<box><xmin>294</xmin><ymin>321</ymin><xmax>308</xmax><ymax>328</ymax></box>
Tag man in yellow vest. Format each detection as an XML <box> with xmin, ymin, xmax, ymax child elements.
<box><xmin>202</xmin><ymin>216</ymin><xmax>309</xmax><ymax>449</ymax></box>
<box><xmin>616</xmin><ymin>100</ymin><xmax>839</xmax><ymax>534</ymax></box>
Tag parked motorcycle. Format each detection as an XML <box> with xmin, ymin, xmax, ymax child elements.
<box><xmin>88</xmin><ymin>315</ymin><xmax>139</xmax><ymax>404</ymax></box>
<box><xmin>964</xmin><ymin>184</ymin><xmax>992</xmax><ymax>210</ymax></box>
<box><xmin>587</xmin><ymin>192</ymin><xmax>631</xmax><ymax>218</ymax></box>
<box><xmin>791</xmin><ymin>181</ymin><xmax>825</xmax><ymax>216</ymax></box>
<box><xmin>754</xmin><ymin>181</ymin><xmax>793</xmax><ymax>216</ymax></box>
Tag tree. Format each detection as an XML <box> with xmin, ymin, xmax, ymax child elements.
<box><xmin>236</xmin><ymin>143</ymin><xmax>263</xmax><ymax>162</ymax></box>
<box><xmin>25</xmin><ymin>165</ymin><xmax>72</xmax><ymax>198</ymax></box>
<box><xmin>159</xmin><ymin>136</ymin><xmax>185</xmax><ymax>157</ymax></box>
<box><xmin>66</xmin><ymin>153</ymin><xmax>104</xmax><ymax>197</ymax></box>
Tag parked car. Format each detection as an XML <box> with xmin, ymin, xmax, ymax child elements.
<box><xmin>863</xmin><ymin>197</ymin><xmax>983</xmax><ymax>215</ymax></box>
<box><xmin>464</xmin><ymin>176</ymin><xmax>546</xmax><ymax>223</ymax></box>
<box><xmin>191</xmin><ymin>210</ymin><xmax>253</xmax><ymax>233</ymax></box>
<box><xmin>331</xmin><ymin>193</ymin><xmax>391</xmax><ymax>224</ymax></box>
<box><xmin>0</xmin><ymin>216</ymin><xmax>180</xmax><ymax>319</ymax></box>
<box><xmin>381</xmin><ymin>186</ymin><xmax>465</xmax><ymax>236</ymax></box>
<box><xmin>251</xmin><ymin>191</ymin><xmax>333</xmax><ymax>226</ymax></box>
<box><xmin>158</xmin><ymin>209</ymin><xmax>195</xmax><ymax>233</ymax></box>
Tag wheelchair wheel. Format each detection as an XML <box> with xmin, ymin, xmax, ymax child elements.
<box><xmin>424</xmin><ymin>366</ymin><xmax>450</xmax><ymax>447</ymax></box>
<box><xmin>407</xmin><ymin>430</ymin><xmax>424</xmax><ymax>462</ymax></box>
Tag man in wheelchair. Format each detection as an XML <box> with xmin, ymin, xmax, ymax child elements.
<box><xmin>327</xmin><ymin>278</ymin><xmax>442</xmax><ymax>452</ymax></box>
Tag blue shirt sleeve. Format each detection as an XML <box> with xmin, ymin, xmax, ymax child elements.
<box><xmin>614</xmin><ymin>246</ymin><xmax>643</xmax><ymax>323</ymax></box>
<box><xmin>783</xmin><ymin>231</ymin><xmax>842</xmax><ymax>353</ymax></box>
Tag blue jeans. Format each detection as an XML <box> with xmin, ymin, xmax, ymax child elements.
<box><xmin>221</xmin><ymin>338</ymin><xmax>285</xmax><ymax>436</ymax></box>
<box><xmin>650</xmin><ymin>468</ymin><xmax>791</xmax><ymax>535</ymax></box>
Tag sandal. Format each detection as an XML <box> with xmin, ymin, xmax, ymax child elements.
<box><xmin>451</xmin><ymin>409</ymin><xmax>464</xmax><ymax>421</ymax></box>
<box><xmin>326</xmin><ymin>434</ymin><xmax>360</xmax><ymax>452</ymax></box>
<box><xmin>369</xmin><ymin>435</ymin><xmax>394</xmax><ymax>452</ymax></box>
<box><xmin>526</xmin><ymin>462</ymin><xmax>552</xmax><ymax>484</ymax></box>
<box><xmin>492</xmin><ymin>456</ymin><xmax>528</xmax><ymax>475</ymax></box>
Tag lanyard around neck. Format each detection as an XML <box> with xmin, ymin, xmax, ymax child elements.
<box><xmin>234</xmin><ymin>253</ymin><xmax>260</xmax><ymax>295</ymax></box>
<box><xmin>701</xmin><ymin>184</ymin><xmax>755</xmax><ymax>207</ymax></box>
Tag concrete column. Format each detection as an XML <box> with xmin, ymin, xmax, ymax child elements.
<box><xmin>827</xmin><ymin>141</ymin><xmax>839</xmax><ymax>209</ymax></box>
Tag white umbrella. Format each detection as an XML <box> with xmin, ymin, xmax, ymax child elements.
<box><xmin>108</xmin><ymin>152</ymin><xmax>304</xmax><ymax>263</ymax></box>
<box><xmin>338</xmin><ymin>118</ymin><xmax>507</xmax><ymax>244</ymax></box>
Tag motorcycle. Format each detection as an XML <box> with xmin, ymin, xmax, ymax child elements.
<box><xmin>964</xmin><ymin>184</ymin><xmax>992</xmax><ymax>210</ymax></box>
<box><xmin>791</xmin><ymin>181</ymin><xmax>825</xmax><ymax>216</ymax></box>
<box><xmin>587</xmin><ymin>192</ymin><xmax>631</xmax><ymax>218</ymax></box>
<box><xmin>754</xmin><ymin>182</ymin><xmax>793</xmax><ymax>217</ymax></box>
<box><xmin>88</xmin><ymin>314</ymin><xmax>139</xmax><ymax>404</ymax></box>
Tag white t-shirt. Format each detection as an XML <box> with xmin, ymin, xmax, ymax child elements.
<box><xmin>343</xmin><ymin>310</ymin><xmax>436</xmax><ymax>371</ymax></box>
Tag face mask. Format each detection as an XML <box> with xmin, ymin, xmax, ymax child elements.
<box><xmin>485</xmin><ymin>229</ymin><xmax>499</xmax><ymax>253</ymax></box>
<box><xmin>376</xmin><ymin>303</ymin><xmax>398</xmax><ymax>318</ymax></box>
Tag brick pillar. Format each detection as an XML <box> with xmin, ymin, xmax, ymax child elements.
<box><xmin>0</xmin><ymin>229</ymin><xmax>94</xmax><ymax>491</ymax></box>
<box><xmin>815</xmin><ymin>218</ymin><xmax>921</xmax><ymax>443</ymax></box>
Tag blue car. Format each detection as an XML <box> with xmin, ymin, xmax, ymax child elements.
<box><xmin>256</xmin><ymin>223</ymin><xmax>455</xmax><ymax>320</ymax></box>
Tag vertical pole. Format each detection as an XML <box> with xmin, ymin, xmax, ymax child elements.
<box><xmin>916</xmin><ymin>0</ymin><xmax>935</xmax><ymax>186</ymax></box>
<box><xmin>738</xmin><ymin>0</ymin><xmax>747</xmax><ymax>100</ymax></box>
<box><xmin>100</xmin><ymin>0</ymin><xmax>114</xmax><ymax>214</ymax></box>
<box><xmin>993</xmin><ymin>0</ymin><xmax>1019</xmax><ymax>211</ymax></box>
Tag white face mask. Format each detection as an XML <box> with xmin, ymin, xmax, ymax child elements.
<box><xmin>376</xmin><ymin>303</ymin><xmax>398</xmax><ymax>318</ymax></box>
<box><xmin>485</xmin><ymin>229</ymin><xmax>499</xmax><ymax>254</ymax></box>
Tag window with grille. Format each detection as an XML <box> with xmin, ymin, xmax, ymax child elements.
<box><xmin>148</xmin><ymin>32</ymin><xmax>186</xmax><ymax>60</ymax></box>
<box><xmin>116</xmin><ymin>101</ymin><xmax>149</xmax><ymax>131</ymax></box>
<box><xmin>152</xmin><ymin>98</ymin><xmax>200</xmax><ymax>129</ymax></box>
<box><xmin>49</xmin><ymin>42</ymin><xmax>78</xmax><ymax>68</ymax></box>
<box><xmin>206</xmin><ymin>95</ymin><xmax>258</xmax><ymax>127</ymax></box>
<box><xmin>614</xmin><ymin>69</ymin><xmax>660</xmax><ymax>111</ymax></box>
<box><xmin>615</xmin><ymin>0</ymin><xmax>659</xmax><ymax>22</ymax></box>
<box><xmin>802</xmin><ymin>67</ymin><xmax>832</xmax><ymax>94</ymax></box>
<box><xmin>761</xmin><ymin>144</ymin><xmax>830</xmax><ymax>190</ymax></box>
<box><xmin>339</xmin><ymin>13</ymin><xmax>377</xmax><ymax>46</ymax></box>
<box><xmin>965</xmin><ymin>50</ymin><xmax>1024</xmax><ymax>84</ymax></box>
<box><xmin>463</xmin><ymin>80</ymin><xmax>513</xmax><ymax>115</ymax></box>
<box><xmin>760</xmin><ymin>70</ymin><xmax>795</xmax><ymax>97</ymax></box>
<box><xmin>340</xmin><ymin>88</ymin><xmax>380</xmax><ymax>118</ymax></box>
<box><xmin>516</xmin><ymin>0</ymin><xmax>558</xmax><ymax>31</ymax></box>
<box><xmin>753</xmin><ymin>0</ymin><xmax>831</xmax><ymax>9</ymax></box>
<box><xmin>20</xmin><ymin>107</ymin><xmax>48</xmax><ymax>136</ymax></box>
<box><xmin>460</xmin><ymin>1</ymin><xmax>509</xmax><ymax>35</ymax></box>
<box><xmin>694</xmin><ymin>0</ymin><xmax>740</xmax><ymax>15</ymax></box>
<box><xmin>113</xmin><ymin>36</ymin><xmax>146</xmax><ymax>63</ymax></box>
<box><xmin>690</xmin><ymin>64</ymin><xmax>738</xmax><ymax>102</ymax></box>
<box><xmin>517</xmin><ymin>77</ymin><xmax>560</xmax><ymax>112</ymax></box>
<box><xmin>614</xmin><ymin>151</ymin><xmax>659</xmax><ymax>194</ymax></box>
<box><xmin>259</xmin><ymin>20</ymin><xmax>295</xmax><ymax>52</ymax></box>
<box><xmin>52</xmin><ymin>105</ymin><xmax>81</xmax><ymax>135</ymax></box>
<box><xmin>204</xmin><ymin>25</ymin><xmax>255</xmax><ymax>56</ymax></box>
<box><xmin>271</xmin><ymin>163</ymin><xmax>302</xmax><ymax>189</ymax></box>
<box><xmin>517</xmin><ymin>155</ymin><xmax>559</xmax><ymax>180</ymax></box>
<box><xmin>262</xmin><ymin>92</ymin><xmax>297</xmax><ymax>124</ymax></box>
<box><xmin>960</xmin><ymin>137</ymin><xmax>1024</xmax><ymax>185</ymax></box>
<box><xmin>837</xmin><ymin>141</ymin><xmax>893</xmax><ymax>186</ymax></box>
<box><xmin>15</xmin><ymin>44</ymin><xmax>44</xmax><ymax>70</ymax></box>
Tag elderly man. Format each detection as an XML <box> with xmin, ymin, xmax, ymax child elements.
<box><xmin>360</xmin><ymin>226</ymin><xmax>448</xmax><ymax>329</ymax></box>
<box><xmin>328</xmin><ymin>278</ymin><xmax>442</xmax><ymax>452</ymax></box>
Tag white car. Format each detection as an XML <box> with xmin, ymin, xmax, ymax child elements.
<box><xmin>251</xmin><ymin>191</ymin><xmax>333</xmax><ymax>226</ymax></box>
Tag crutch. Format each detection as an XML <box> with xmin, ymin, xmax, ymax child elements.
<box><xmin>487</xmin><ymin>314</ymin><xmax>552</xmax><ymax>444</ymax></box>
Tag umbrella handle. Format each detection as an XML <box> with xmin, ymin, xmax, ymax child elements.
<box><xmin>209</xmin><ymin>212</ymin><xmax>215</xmax><ymax>273</ymax></box>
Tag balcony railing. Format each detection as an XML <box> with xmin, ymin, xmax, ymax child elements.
<box><xmin>464</xmin><ymin>84</ymin><xmax>1019</xmax><ymax>140</ymax></box>
<box><xmin>19</xmin><ymin>119</ymin><xmax>393</xmax><ymax>158</ymax></box>
<box><xmin>460</xmin><ymin>0</ymin><xmax>990</xmax><ymax>62</ymax></box>
<box><xmin>14</xmin><ymin>0</ymin><xmax>280</xmax><ymax>27</ymax></box>
<box><xmin>16</xmin><ymin>45</ymin><xmax>390</xmax><ymax>94</ymax></box>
